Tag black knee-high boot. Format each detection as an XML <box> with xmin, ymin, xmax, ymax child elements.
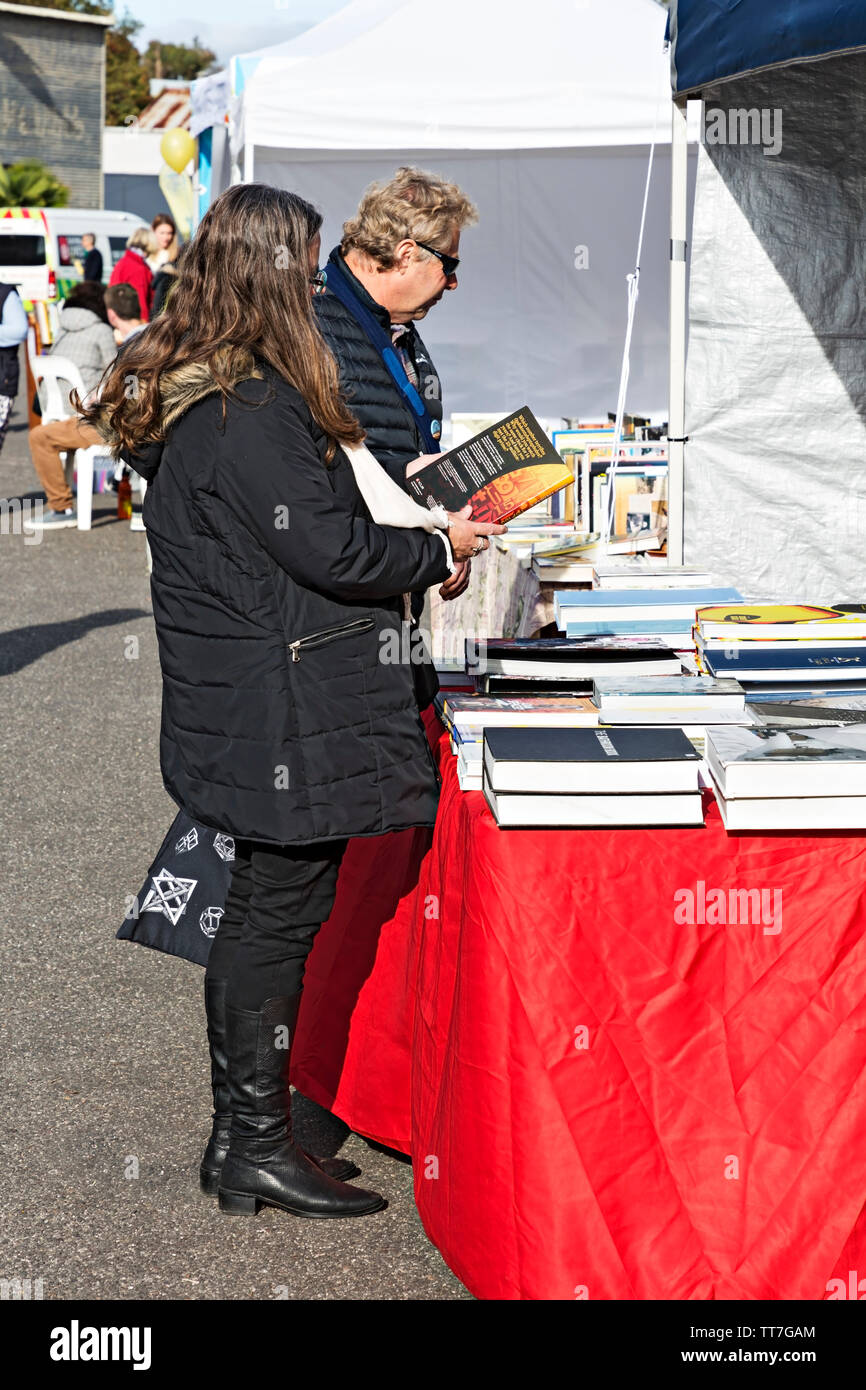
<box><xmin>218</xmin><ymin>995</ymin><xmax>386</xmax><ymax>1219</ymax></box>
<box><xmin>200</xmin><ymin>979</ymin><xmax>360</xmax><ymax>1196</ymax></box>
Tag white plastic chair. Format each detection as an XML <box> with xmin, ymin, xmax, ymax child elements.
<box><xmin>26</xmin><ymin>326</ymin><xmax>40</xmax><ymax>380</ymax></box>
<box><xmin>71</xmin><ymin>445</ymin><xmax>98</xmax><ymax>530</ymax></box>
<box><xmin>32</xmin><ymin>354</ymin><xmax>86</xmax><ymax>423</ymax></box>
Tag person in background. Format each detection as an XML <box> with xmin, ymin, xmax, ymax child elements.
<box><xmin>0</xmin><ymin>281</ymin><xmax>28</xmax><ymax>457</ymax></box>
<box><xmin>43</xmin><ymin>281</ymin><xmax>116</xmax><ymax>400</ymax></box>
<box><xmin>148</xmin><ymin>214</ymin><xmax>178</xmax><ymax>274</ymax></box>
<box><xmin>152</xmin><ymin>241</ymin><xmax>186</xmax><ymax>317</ymax></box>
<box><xmin>103</xmin><ymin>282</ymin><xmax>145</xmax><ymax>348</ymax></box>
<box><xmin>81</xmin><ymin>233</ymin><xmax>103</xmax><ymax>284</ymax></box>
<box><xmin>109</xmin><ymin>227</ymin><xmax>157</xmax><ymax>322</ymax></box>
<box><xmin>313</xmin><ymin>166</ymin><xmax>479</xmax><ymax>703</ymax></box>
<box><xmin>83</xmin><ymin>183</ymin><xmax>501</xmax><ymax>1222</ymax></box>
<box><xmin>27</xmin><ymin>283</ymin><xmax>144</xmax><ymax>528</ymax></box>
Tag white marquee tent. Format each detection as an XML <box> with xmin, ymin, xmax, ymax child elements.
<box><xmin>218</xmin><ymin>0</ymin><xmax>691</xmax><ymax>419</ymax></box>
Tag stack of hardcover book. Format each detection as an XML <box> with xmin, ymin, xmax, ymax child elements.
<box><xmin>531</xmin><ymin>551</ymin><xmax>597</xmax><ymax>584</ymax></box>
<box><xmin>553</xmin><ymin>586</ymin><xmax>743</xmax><ymax>650</ymax></box>
<box><xmin>592</xmin><ymin>674</ymin><xmax>747</xmax><ymax>717</ymax></box>
<box><xmin>591</xmin><ymin>564</ymin><xmax>716</xmax><ymax>590</ymax></box>
<box><xmin>695</xmin><ymin>604</ymin><xmax>866</xmax><ymax>689</ymax></box>
<box><xmin>706</xmin><ymin>725</ymin><xmax>866</xmax><ymax>829</ymax></box>
<box><xmin>439</xmin><ymin>693</ymin><xmax>600</xmax><ymax>791</ymax></box>
<box><xmin>465</xmin><ymin>636</ymin><xmax>685</xmax><ymax>695</ymax></box>
<box><xmin>591</xmin><ymin>675</ymin><xmax>755</xmax><ymax>764</ymax></box>
<box><xmin>481</xmin><ymin>727</ymin><xmax>705</xmax><ymax>827</ymax></box>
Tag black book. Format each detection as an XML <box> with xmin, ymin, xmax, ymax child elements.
<box><xmin>483</xmin><ymin>726</ymin><xmax>701</xmax><ymax>795</ymax></box>
<box><xmin>466</xmin><ymin>636</ymin><xmax>683</xmax><ymax>679</ymax></box>
<box><xmin>479</xmin><ymin>677</ymin><xmax>595</xmax><ymax>696</ymax></box>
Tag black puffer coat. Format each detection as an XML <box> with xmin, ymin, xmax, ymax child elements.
<box><xmin>127</xmin><ymin>363</ymin><xmax>451</xmax><ymax>846</ymax></box>
<box><xmin>313</xmin><ymin>248</ymin><xmax>443</xmax><ymax>485</ymax></box>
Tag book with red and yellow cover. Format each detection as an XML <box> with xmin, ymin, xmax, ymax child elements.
<box><xmin>406</xmin><ymin>407</ymin><xmax>573</xmax><ymax>524</ymax></box>
<box><xmin>695</xmin><ymin>604</ymin><xmax>866</xmax><ymax>643</ymax></box>
<box><xmin>442</xmin><ymin>694</ymin><xmax>600</xmax><ymax>730</ymax></box>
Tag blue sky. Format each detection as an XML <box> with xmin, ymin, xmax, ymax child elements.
<box><xmin>131</xmin><ymin>0</ymin><xmax>346</xmax><ymax>64</ymax></box>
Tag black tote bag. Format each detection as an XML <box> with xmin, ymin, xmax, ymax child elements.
<box><xmin>117</xmin><ymin>810</ymin><xmax>234</xmax><ymax>967</ymax></box>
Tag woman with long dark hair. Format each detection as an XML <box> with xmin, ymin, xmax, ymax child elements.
<box><xmin>87</xmin><ymin>184</ymin><xmax>500</xmax><ymax>1221</ymax></box>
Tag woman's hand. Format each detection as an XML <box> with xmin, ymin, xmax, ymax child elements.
<box><xmin>439</xmin><ymin>558</ymin><xmax>471</xmax><ymax>600</ymax></box>
<box><xmin>405</xmin><ymin>453</ymin><xmax>440</xmax><ymax>479</ymax></box>
<box><xmin>445</xmin><ymin>505</ymin><xmax>507</xmax><ymax>561</ymax></box>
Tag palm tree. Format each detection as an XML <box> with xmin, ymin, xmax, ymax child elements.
<box><xmin>0</xmin><ymin>160</ymin><xmax>70</xmax><ymax>208</ymax></box>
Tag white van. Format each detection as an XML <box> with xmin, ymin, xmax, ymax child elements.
<box><xmin>0</xmin><ymin>207</ymin><xmax>149</xmax><ymax>305</ymax></box>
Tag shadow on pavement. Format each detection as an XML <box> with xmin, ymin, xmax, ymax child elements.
<box><xmin>0</xmin><ymin>608</ymin><xmax>151</xmax><ymax>677</ymax></box>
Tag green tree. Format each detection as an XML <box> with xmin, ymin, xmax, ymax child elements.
<box><xmin>0</xmin><ymin>159</ymin><xmax>70</xmax><ymax>207</ymax></box>
<box><xmin>106</xmin><ymin>12</ymin><xmax>150</xmax><ymax>126</ymax></box>
<box><xmin>144</xmin><ymin>37</ymin><xmax>216</xmax><ymax>83</ymax></box>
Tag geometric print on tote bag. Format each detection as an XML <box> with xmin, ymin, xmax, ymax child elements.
<box><xmin>116</xmin><ymin>809</ymin><xmax>234</xmax><ymax>967</ymax></box>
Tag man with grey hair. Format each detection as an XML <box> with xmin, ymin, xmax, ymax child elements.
<box><xmin>314</xmin><ymin>166</ymin><xmax>479</xmax><ymax>628</ymax></box>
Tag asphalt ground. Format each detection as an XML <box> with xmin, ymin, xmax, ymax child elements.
<box><xmin>0</xmin><ymin>366</ymin><xmax>469</xmax><ymax>1302</ymax></box>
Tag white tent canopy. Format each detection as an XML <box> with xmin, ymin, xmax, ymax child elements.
<box><xmin>244</xmin><ymin>0</ymin><xmax>670</xmax><ymax>151</ymax></box>
<box><xmin>232</xmin><ymin>0</ymin><xmax>686</xmax><ymax>419</ymax></box>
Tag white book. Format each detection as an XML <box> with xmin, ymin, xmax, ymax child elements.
<box><xmin>713</xmin><ymin>783</ymin><xmax>866</xmax><ymax>831</ymax></box>
<box><xmin>485</xmin><ymin>657</ymin><xmax>684</xmax><ymax>678</ymax></box>
<box><xmin>593</xmin><ymin>676</ymin><xmax>745</xmax><ymax>709</ymax></box>
<box><xmin>599</xmin><ymin>709</ymin><xmax>756</xmax><ymax>727</ymax></box>
<box><xmin>594</xmin><ymin>567</ymin><xmax>715</xmax><ymax>590</ymax></box>
<box><xmin>457</xmin><ymin>764</ymin><xmax>483</xmax><ymax>792</ymax></box>
<box><xmin>532</xmin><ymin>558</ymin><xmax>596</xmax><ymax>583</ymax></box>
<box><xmin>483</xmin><ymin>778</ymin><xmax>705</xmax><ymax>828</ymax></box>
<box><xmin>706</xmin><ymin>725</ymin><xmax>866</xmax><ymax>798</ymax></box>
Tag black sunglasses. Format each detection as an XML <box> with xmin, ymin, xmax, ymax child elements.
<box><xmin>415</xmin><ymin>240</ymin><xmax>460</xmax><ymax>278</ymax></box>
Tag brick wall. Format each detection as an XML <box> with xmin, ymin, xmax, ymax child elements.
<box><xmin>0</xmin><ymin>11</ymin><xmax>106</xmax><ymax>207</ymax></box>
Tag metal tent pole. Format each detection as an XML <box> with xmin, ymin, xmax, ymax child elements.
<box><xmin>668</xmin><ymin>95</ymin><xmax>689</xmax><ymax>565</ymax></box>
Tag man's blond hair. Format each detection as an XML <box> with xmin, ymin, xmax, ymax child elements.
<box><xmin>341</xmin><ymin>166</ymin><xmax>478</xmax><ymax>268</ymax></box>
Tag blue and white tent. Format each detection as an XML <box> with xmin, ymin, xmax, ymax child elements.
<box><xmin>668</xmin><ymin>1</ymin><xmax>866</xmax><ymax>600</ymax></box>
<box><xmin>671</xmin><ymin>0</ymin><xmax>866</xmax><ymax>95</ymax></box>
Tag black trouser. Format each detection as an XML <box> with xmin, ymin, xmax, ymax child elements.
<box><xmin>205</xmin><ymin>838</ymin><xmax>347</xmax><ymax>1012</ymax></box>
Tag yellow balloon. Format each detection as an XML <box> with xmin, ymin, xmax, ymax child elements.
<box><xmin>160</xmin><ymin>128</ymin><xmax>196</xmax><ymax>174</ymax></box>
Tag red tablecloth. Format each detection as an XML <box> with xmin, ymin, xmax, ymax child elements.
<box><xmin>292</xmin><ymin>714</ymin><xmax>866</xmax><ymax>1300</ymax></box>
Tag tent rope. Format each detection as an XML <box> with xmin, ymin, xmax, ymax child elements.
<box><xmin>602</xmin><ymin>45</ymin><xmax>670</xmax><ymax>545</ymax></box>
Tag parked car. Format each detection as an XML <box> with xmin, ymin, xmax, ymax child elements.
<box><xmin>0</xmin><ymin>207</ymin><xmax>149</xmax><ymax>306</ymax></box>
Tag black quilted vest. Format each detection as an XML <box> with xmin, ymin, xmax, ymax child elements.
<box><xmin>313</xmin><ymin>249</ymin><xmax>443</xmax><ymax>488</ymax></box>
